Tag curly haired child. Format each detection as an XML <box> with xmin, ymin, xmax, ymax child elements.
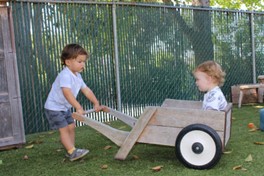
<box><xmin>193</xmin><ymin>60</ymin><xmax>227</xmax><ymax>111</ymax></box>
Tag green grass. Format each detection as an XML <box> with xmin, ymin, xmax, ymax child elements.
<box><xmin>1</xmin><ymin>104</ymin><xmax>264</xmax><ymax>176</ymax></box>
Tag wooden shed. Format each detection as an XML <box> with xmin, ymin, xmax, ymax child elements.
<box><xmin>0</xmin><ymin>5</ymin><xmax>25</xmax><ymax>149</ymax></box>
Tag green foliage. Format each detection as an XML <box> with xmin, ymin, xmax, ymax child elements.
<box><xmin>182</xmin><ymin>0</ymin><xmax>264</xmax><ymax>10</ymax></box>
<box><xmin>126</xmin><ymin>0</ymin><xmax>264</xmax><ymax>10</ymax></box>
<box><xmin>211</xmin><ymin>0</ymin><xmax>264</xmax><ymax>10</ymax></box>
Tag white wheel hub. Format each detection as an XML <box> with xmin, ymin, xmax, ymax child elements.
<box><xmin>179</xmin><ymin>130</ymin><xmax>216</xmax><ymax>166</ymax></box>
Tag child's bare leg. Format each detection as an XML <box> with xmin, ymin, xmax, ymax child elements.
<box><xmin>68</xmin><ymin>123</ymin><xmax>75</xmax><ymax>145</ymax></box>
<box><xmin>59</xmin><ymin>123</ymin><xmax>88</xmax><ymax>161</ymax></box>
<box><xmin>59</xmin><ymin>125</ymin><xmax>74</xmax><ymax>151</ymax></box>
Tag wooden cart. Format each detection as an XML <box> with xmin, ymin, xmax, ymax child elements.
<box><xmin>72</xmin><ymin>99</ymin><xmax>232</xmax><ymax>170</ymax></box>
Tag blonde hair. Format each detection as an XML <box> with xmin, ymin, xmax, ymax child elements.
<box><xmin>193</xmin><ymin>60</ymin><xmax>226</xmax><ymax>87</ymax></box>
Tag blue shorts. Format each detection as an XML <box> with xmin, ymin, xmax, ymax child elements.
<box><xmin>44</xmin><ymin>109</ymin><xmax>74</xmax><ymax>130</ymax></box>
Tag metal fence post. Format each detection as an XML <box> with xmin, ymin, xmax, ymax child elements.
<box><xmin>112</xmin><ymin>1</ymin><xmax>122</xmax><ymax>111</ymax></box>
<box><xmin>251</xmin><ymin>11</ymin><xmax>256</xmax><ymax>83</ymax></box>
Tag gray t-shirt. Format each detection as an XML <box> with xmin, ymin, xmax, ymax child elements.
<box><xmin>202</xmin><ymin>86</ymin><xmax>227</xmax><ymax>111</ymax></box>
<box><xmin>44</xmin><ymin>67</ymin><xmax>87</xmax><ymax>111</ymax></box>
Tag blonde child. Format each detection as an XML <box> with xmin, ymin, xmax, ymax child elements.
<box><xmin>44</xmin><ymin>43</ymin><xmax>101</xmax><ymax>161</ymax></box>
<box><xmin>193</xmin><ymin>60</ymin><xmax>227</xmax><ymax>111</ymax></box>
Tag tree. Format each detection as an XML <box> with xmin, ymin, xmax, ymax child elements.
<box><xmin>172</xmin><ymin>0</ymin><xmax>213</xmax><ymax>65</ymax></box>
<box><xmin>191</xmin><ymin>0</ymin><xmax>209</xmax><ymax>6</ymax></box>
<box><xmin>171</xmin><ymin>0</ymin><xmax>264</xmax><ymax>10</ymax></box>
<box><xmin>210</xmin><ymin>0</ymin><xmax>264</xmax><ymax>10</ymax></box>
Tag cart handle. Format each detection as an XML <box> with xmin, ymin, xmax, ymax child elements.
<box><xmin>84</xmin><ymin>106</ymin><xmax>111</xmax><ymax>114</ymax></box>
<box><xmin>84</xmin><ymin>109</ymin><xmax>95</xmax><ymax>114</ymax></box>
<box><xmin>83</xmin><ymin>106</ymin><xmax>136</xmax><ymax>127</ymax></box>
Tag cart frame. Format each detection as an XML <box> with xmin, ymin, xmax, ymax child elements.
<box><xmin>72</xmin><ymin>99</ymin><xmax>232</xmax><ymax>169</ymax></box>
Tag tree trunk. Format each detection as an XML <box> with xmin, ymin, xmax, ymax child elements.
<box><xmin>192</xmin><ymin>0</ymin><xmax>213</xmax><ymax>65</ymax></box>
<box><xmin>192</xmin><ymin>0</ymin><xmax>210</xmax><ymax>6</ymax></box>
<box><xmin>192</xmin><ymin>9</ymin><xmax>213</xmax><ymax>65</ymax></box>
<box><xmin>174</xmin><ymin>0</ymin><xmax>213</xmax><ymax>65</ymax></box>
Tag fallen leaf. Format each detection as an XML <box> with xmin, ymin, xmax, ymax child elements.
<box><xmin>132</xmin><ymin>155</ymin><xmax>139</xmax><ymax>160</ymax></box>
<box><xmin>241</xmin><ymin>168</ymin><xmax>247</xmax><ymax>171</ymax></box>
<box><xmin>223</xmin><ymin>150</ymin><xmax>233</xmax><ymax>154</ymax></box>
<box><xmin>0</xmin><ymin>160</ymin><xmax>3</xmax><ymax>165</ymax></box>
<box><xmin>23</xmin><ymin>155</ymin><xmax>29</xmax><ymax>160</ymax></box>
<box><xmin>57</xmin><ymin>149</ymin><xmax>62</xmax><ymax>152</ymax></box>
<box><xmin>27</xmin><ymin>141</ymin><xmax>34</xmax><ymax>144</ymax></box>
<box><xmin>245</xmin><ymin>154</ymin><xmax>253</xmax><ymax>162</ymax></box>
<box><xmin>152</xmin><ymin>165</ymin><xmax>163</xmax><ymax>172</ymax></box>
<box><xmin>25</xmin><ymin>144</ymin><xmax>34</xmax><ymax>149</ymax></box>
<box><xmin>249</xmin><ymin>128</ymin><xmax>259</xmax><ymax>132</ymax></box>
<box><xmin>101</xmin><ymin>164</ymin><xmax>108</xmax><ymax>169</ymax></box>
<box><xmin>104</xmin><ymin>145</ymin><xmax>112</xmax><ymax>150</ymax></box>
<box><xmin>254</xmin><ymin>142</ymin><xmax>264</xmax><ymax>145</ymax></box>
<box><xmin>233</xmin><ymin>165</ymin><xmax>242</xmax><ymax>170</ymax></box>
<box><xmin>232</xmin><ymin>165</ymin><xmax>247</xmax><ymax>171</ymax></box>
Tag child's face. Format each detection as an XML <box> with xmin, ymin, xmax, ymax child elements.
<box><xmin>65</xmin><ymin>55</ymin><xmax>87</xmax><ymax>74</ymax></box>
<box><xmin>194</xmin><ymin>71</ymin><xmax>212</xmax><ymax>92</ymax></box>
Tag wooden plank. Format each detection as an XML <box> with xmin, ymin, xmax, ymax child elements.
<box><xmin>103</xmin><ymin>107</ymin><xmax>137</xmax><ymax>127</ymax></box>
<box><xmin>240</xmin><ymin>84</ymin><xmax>260</xmax><ymax>89</ymax></box>
<box><xmin>137</xmin><ymin>125</ymin><xmax>225</xmax><ymax>147</ymax></box>
<box><xmin>114</xmin><ymin>107</ymin><xmax>156</xmax><ymax>160</ymax></box>
<box><xmin>148</xmin><ymin>107</ymin><xmax>226</xmax><ymax>131</ymax></box>
<box><xmin>0</xmin><ymin>102</ymin><xmax>12</xmax><ymax>138</ymax></box>
<box><xmin>0</xmin><ymin>93</ymin><xmax>8</xmax><ymax>103</ymax></box>
<box><xmin>0</xmin><ymin>143</ymin><xmax>23</xmax><ymax>151</ymax></box>
<box><xmin>224</xmin><ymin>106</ymin><xmax>232</xmax><ymax>146</ymax></box>
<box><xmin>72</xmin><ymin>113</ymin><xmax>129</xmax><ymax>146</ymax></box>
<box><xmin>224</xmin><ymin>103</ymin><xmax>233</xmax><ymax>112</ymax></box>
<box><xmin>1</xmin><ymin>7</ymin><xmax>13</xmax><ymax>52</ymax></box>
<box><xmin>137</xmin><ymin>126</ymin><xmax>181</xmax><ymax>146</ymax></box>
<box><xmin>161</xmin><ymin>99</ymin><xmax>202</xmax><ymax>109</ymax></box>
<box><xmin>0</xmin><ymin>6</ymin><xmax>25</xmax><ymax>149</ymax></box>
<box><xmin>9</xmin><ymin>97</ymin><xmax>25</xmax><ymax>143</ymax></box>
<box><xmin>5</xmin><ymin>53</ymin><xmax>19</xmax><ymax>97</ymax></box>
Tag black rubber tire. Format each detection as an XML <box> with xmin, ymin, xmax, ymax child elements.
<box><xmin>175</xmin><ymin>124</ymin><xmax>222</xmax><ymax>170</ymax></box>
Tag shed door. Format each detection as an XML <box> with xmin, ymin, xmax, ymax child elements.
<box><xmin>0</xmin><ymin>52</ymin><xmax>13</xmax><ymax>138</ymax></box>
<box><xmin>0</xmin><ymin>7</ymin><xmax>25</xmax><ymax>149</ymax></box>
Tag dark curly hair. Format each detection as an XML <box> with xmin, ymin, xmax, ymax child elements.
<box><xmin>60</xmin><ymin>44</ymin><xmax>88</xmax><ymax>65</ymax></box>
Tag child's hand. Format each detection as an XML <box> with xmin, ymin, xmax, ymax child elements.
<box><xmin>94</xmin><ymin>104</ymin><xmax>101</xmax><ymax>112</ymax></box>
<box><xmin>76</xmin><ymin>108</ymin><xmax>85</xmax><ymax>115</ymax></box>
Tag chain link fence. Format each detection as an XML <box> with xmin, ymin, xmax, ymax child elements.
<box><xmin>9</xmin><ymin>0</ymin><xmax>264</xmax><ymax>134</ymax></box>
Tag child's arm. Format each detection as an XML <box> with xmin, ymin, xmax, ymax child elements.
<box><xmin>62</xmin><ymin>87</ymin><xmax>84</xmax><ymax>114</ymax></box>
<box><xmin>81</xmin><ymin>87</ymin><xmax>101</xmax><ymax>112</ymax></box>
